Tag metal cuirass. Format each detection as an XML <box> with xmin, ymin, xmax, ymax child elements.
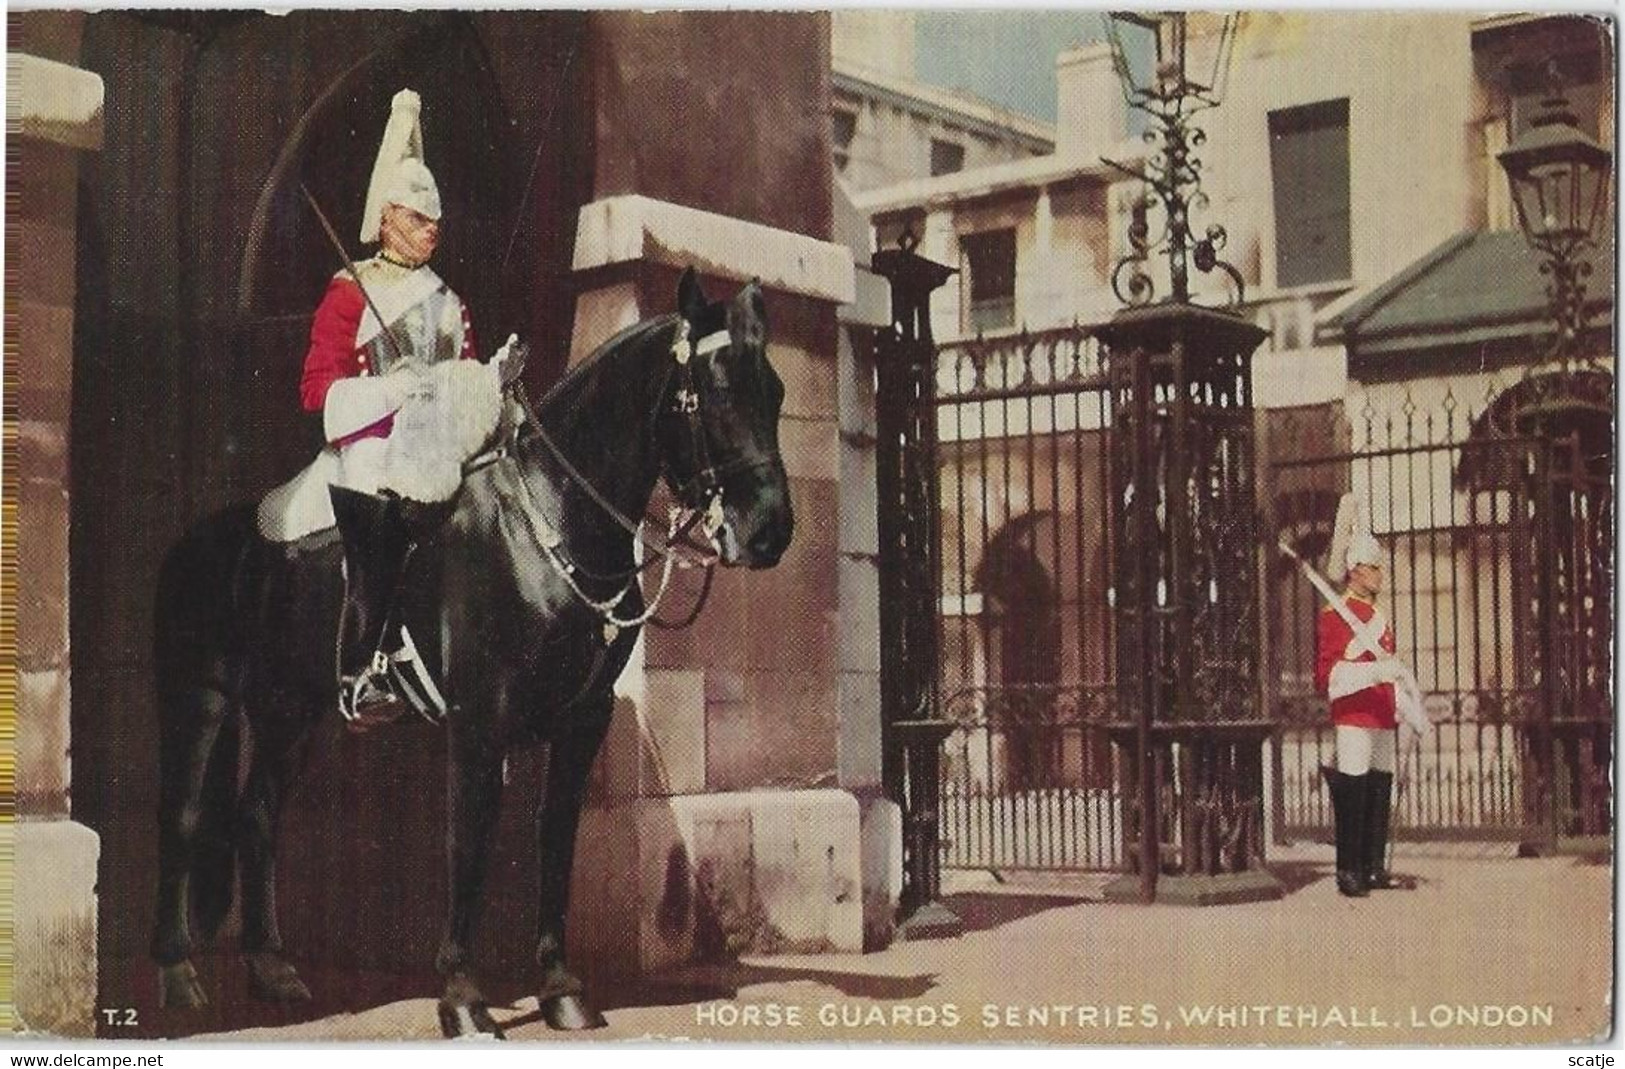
<box><xmin>352</xmin><ymin>259</ymin><xmax>467</xmax><ymax>377</ymax></box>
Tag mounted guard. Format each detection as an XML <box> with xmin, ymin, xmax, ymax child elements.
<box><xmin>259</xmin><ymin>87</ymin><xmax>513</xmax><ymax>723</ymax></box>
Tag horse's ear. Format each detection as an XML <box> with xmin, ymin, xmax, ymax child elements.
<box><xmin>677</xmin><ymin>266</ymin><xmax>706</xmax><ymax>324</ymax></box>
<box><xmin>742</xmin><ymin>278</ymin><xmax>765</xmax><ymax>322</ymax></box>
<box><xmin>727</xmin><ymin>278</ymin><xmax>768</xmax><ymax>348</ymax></box>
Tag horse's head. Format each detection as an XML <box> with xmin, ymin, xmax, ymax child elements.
<box><xmin>661</xmin><ymin>268</ymin><xmax>793</xmax><ymax>568</ymax></box>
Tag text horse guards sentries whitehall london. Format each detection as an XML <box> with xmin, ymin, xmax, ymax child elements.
<box><xmin>148</xmin><ymin>268</ymin><xmax>794</xmax><ymax>1038</ymax></box>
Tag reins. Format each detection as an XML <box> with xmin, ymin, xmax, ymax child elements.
<box><xmin>487</xmin><ymin>318</ymin><xmax>740</xmax><ymax>634</ymax></box>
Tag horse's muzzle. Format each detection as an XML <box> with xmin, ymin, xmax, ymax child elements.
<box><xmin>743</xmin><ymin>505</ymin><xmax>793</xmax><ymax>568</ymax></box>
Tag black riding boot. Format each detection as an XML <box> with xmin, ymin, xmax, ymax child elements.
<box><xmin>1365</xmin><ymin>769</ymin><xmax>1401</xmax><ymax>889</ymax></box>
<box><xmin>331</xmin><ymin>487</ymin><xmax>416</xmax><ymax>723</ymax></box>
<box><xmin>1322</xmin><ymin>766</ymin><xmax>1370</xmax><ymax>898</ymax></box>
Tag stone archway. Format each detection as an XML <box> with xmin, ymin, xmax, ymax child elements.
<box><xmin>66</xmin><ymin>11</ymin><xmax>579</xmax><ymax>1032</ymax></box>
<box><xmin>975</xmin><ymin>512</ymin><xmax>1063</xmax><ymax>791</ymax></box>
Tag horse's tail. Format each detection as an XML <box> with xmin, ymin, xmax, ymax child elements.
<box><xmin>152</xmin><ymin>505</ymin><xmax>256</xmax><ymax>950</ymax></box>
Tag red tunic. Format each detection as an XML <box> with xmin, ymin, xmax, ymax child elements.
<box><xmin>298</xmin><ymin>273</ymin><xmax>477</xmax><ymax>445</ymax></box>
<box><xmin>1314</xmin><ymin>595</ymin><xmax>1398</xmax><ymax>729</ymax></box>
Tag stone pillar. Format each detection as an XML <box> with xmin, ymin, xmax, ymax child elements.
<box><xmin>7</xmin><ymin>28</ymin><xmax>105</xmax><ymax>1037</ymax></box>
<box><xmin>833</xmin><ymin>188</ymin><xmax>901</xmax><ymax>951</ymax></box>
<box><xmin>562</xmin><ymin>194</ymin><xmax>865</xmax><ymax>986</ymax></box>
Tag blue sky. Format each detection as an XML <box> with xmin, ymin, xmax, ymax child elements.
<box><xmin>915</xmin><ymin>11</ymin><xmax>1108</xmax><ymax>122</ymax></box>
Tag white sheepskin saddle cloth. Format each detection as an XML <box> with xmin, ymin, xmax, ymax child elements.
<box><xmin>258</xmin><ymin>359</ymin><xmax>504</xmax><ymax>543</ymax></box>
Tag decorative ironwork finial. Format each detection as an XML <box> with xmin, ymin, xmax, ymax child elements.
<box><xmin>1101</xmin><ymin>12</ymin><xmax>1247</xmax><ymax>309</ymax></box>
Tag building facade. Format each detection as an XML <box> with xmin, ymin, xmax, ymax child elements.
<box><xmin>849</xmin><ymin>12</ymin><xmax>1614</xmax><ymax>857</ymax></box>
<box><xmin>830</xmin><ymin>11</ymin><xmax>1054</xmax><ymax>194</ymax></box>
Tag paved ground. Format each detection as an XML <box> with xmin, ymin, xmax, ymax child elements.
<box><xmin>194</xmin><ymin>842</ymin><xmax>1612</xmax><ymax>1047</ymax></box>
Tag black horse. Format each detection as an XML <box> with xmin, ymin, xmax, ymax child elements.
<box><xmin>149</xmin><ymin>270</ymin><xmax>792</xmax><ymax>1037</ymax></box>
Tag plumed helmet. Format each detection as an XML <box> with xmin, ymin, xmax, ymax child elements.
<box><xmin>1346</xmin><ymin>530</ymin><xmax>1384</xmax><ymax>572</ymax></box>
<box><xmin>1327</xmin><ymin>492</ymin><xmax>1384</xmax><ymax>576</ymax></box>
<box><xmin>359</xmin><ymin>89</ymin><xmax>442</xmax><ymax>245</ymax></box>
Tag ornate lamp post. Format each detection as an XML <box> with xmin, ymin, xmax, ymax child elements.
<box><xmin>1100</xmin><ymin>11</ymin><xmax>1242</xmax><ymax>307</ymax></box>
<box><xmin>1498</xmin><ymin>63</ymin><xmax>1612</xmax><ymax>364</ymax></box>
<box><xmin>1496</xmin><ymin>64</ymin><xmax>1614</xmax><ymax>854</ymax></box>
<box><xmin>1096</xmin><ymin>13</ymin><xmax>1280</xmax><ymax>905</ymax></box>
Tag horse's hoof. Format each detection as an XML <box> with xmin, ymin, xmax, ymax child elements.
<box><xmin>245</xmin><ymin>953</ymin><xmax>313</xmax><ymax>1003</ymax></box>
<box><xmin>157</xmin><ymin>961</ymin><xmax>208</xmax><ymax>1010</ymax></box>
<box><xmin>541</xmin><ymin>993</ymin><xmax>607</xmax><ymax>1031</ymax></box>
<box><xmin>439</xmin><ymin>1000</ymin><xmax>506</xmax><ymax>1040</ymax></box>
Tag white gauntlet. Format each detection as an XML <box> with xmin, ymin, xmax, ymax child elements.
<box><xmin>492</xmin><ymin>333</ymin><xmax>518</xmax><ymax>366</ymax></box>
<box><xmin>1327</xmin><ymin>658</ymin><xmax>1400</xmax><ymax>700</ymax></box>
<box><xmin>323</xmin><ymin>370</ymin><xmax>419</xmax><ymax>442</ymax></box>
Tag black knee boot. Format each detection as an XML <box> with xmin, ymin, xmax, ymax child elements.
<box><xmin>331</xmin><ymin>487</ymin><xmax>416</xmax><ymax>721</ymax></box>
<box><xmin>1322</xmin><ymin>766</ymin><xmax>1370</xmax><ymax>897</ymax></box>
<box><xmin>1365</xmin><ymin>770</ymin><xmax>1400</xmax><ymax>889</ymax></box>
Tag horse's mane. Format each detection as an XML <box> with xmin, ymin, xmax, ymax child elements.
<box><xmin>535</xmin><ymin>314</ymin><xmax>678</xmax><ymax>416</ymax></box>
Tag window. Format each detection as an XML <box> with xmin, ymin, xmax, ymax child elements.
<box><xmin>832</xmin><ymin>110</ymin><xmax>857</xmax><ymax>173</ymax></box>
<box><xmin>962</xmin><ymin>229</ymin><xmax>1016</xmax><ymax>332</ymax></box>
<box><xmin>1269</xmin><ymin>99</ymin><xmax>1351</xmax><ymax>288</ymax></box>
<box><xmin>930</xmin><ymin>138</ymin><xmax>966</xmax><ymax>177</ymax></box>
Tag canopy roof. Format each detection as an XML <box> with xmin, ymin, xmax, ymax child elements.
<box><xmin>1323</xmin><ymin>229</ymin><xmax>1614</xmax><ymax>357</ymax></box>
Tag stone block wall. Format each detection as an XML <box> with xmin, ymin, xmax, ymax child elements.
<box><xmin>8</xmin><ymin>17</ymin><xmax>105</xmax><ymax>1036</ymax></box>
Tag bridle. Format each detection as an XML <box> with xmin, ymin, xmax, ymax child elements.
<box><xmin>660</xmin><ymin>316</ymin><xmax>783</xmax><ymax>532</ymax></box>
<box><xmin>481</xmin><ymin>315</ymin><xmax>778</xmax><ymax>638</ymax></box>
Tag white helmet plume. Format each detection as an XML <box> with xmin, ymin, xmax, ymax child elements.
<box><xmin>1327</xmin><ymin>492</ymin><xmax>1383</xmax><ymax>577</ymax></box>
<box><xmin>359</xmin><ymin>88</ymin><xmax>442</xmax><ymax>245</ymax></box>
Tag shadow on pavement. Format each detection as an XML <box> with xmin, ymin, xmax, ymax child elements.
<box><xmin>936</xmin><ymin>891</ymin><xmax>1088</xmax><ymax>935</ymax></box>
<box><xmin>1266</xmin><ymin>860</ymin><xmax>1329</xmax><ymax>896</ymax></box>
<box><xmin>1268</xmin><ymin>860</ymin><xmax>1438</xmax><ymax>896</ymax></box>
<box><xmin>103</xmin><ymin>953</ymin><xmax>448</xmax><ymax>1039</ymax></box>
<box><xmin>510</xmin><ymin>894</ymin><xmax>1096</xmax><ymax>1020</ymax></box>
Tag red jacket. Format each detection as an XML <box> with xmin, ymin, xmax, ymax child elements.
<box><xmin>298</xmin><ymin>272</ymin><xmax>476</xmax><ymax>445</ymax></box>
<box><xmin>1314</xmin><ymin>595</ymin><xmax>1397</xmax><ymax>729</ymax></box>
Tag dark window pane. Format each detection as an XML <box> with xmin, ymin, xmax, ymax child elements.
<box><xmin>963</xmin><ymin>228</ymin><xmax>1016</xmax><ymax>330</ymax></box>
<box><xmin>832</xmin><ymin>110</ymin><xmax>857</xmax><ymax>149</ymax></box>
<box><xmin>931</xmin><ymin>138</ymin><xmax>966</xmax><ymax>177</ymax></box>
<box><xmin>1269</xmin><ymin>98</ymin><xmax>1351</xmax><ymax>288</ymax></box>
<box><xmin>832</xmin><ymin>111</ymin><xmax>857</xmax><ymax>173</ymax></box>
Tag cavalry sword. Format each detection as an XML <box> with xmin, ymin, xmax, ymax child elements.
<box><xmin>299</xmin><ymin>183</ymin><xmax>408</xmax><ymax>366</ymax></box>
<box><xmin>1277</xmin><ymin>535</ymin><xmax>1430</xmax><ymax>736</ymax></box>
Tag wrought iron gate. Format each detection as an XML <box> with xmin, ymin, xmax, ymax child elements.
<box><xmin>931</xmin><ymin>326</ymin><xmax>1126</xmax><ymax>871</ymax></box>
<box><xmin>875</xmin><ymin>242</ymin><xmax>1610</xmax><ymax>876</ymax></box>
<box><xmin>1265</xmin><ymin>373</ymin><xmax>1613</xmax><ymax>844</ymax></box>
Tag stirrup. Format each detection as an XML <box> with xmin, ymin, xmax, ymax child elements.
<box><xmin>388</xmin><ymin>626</ymin><xmax>448</xmax><ymax>723</ymax></box>
<box><xmin>339</xmin><ymin>651</ymin><xmax>402</xmax><ymax>726</ymax></box>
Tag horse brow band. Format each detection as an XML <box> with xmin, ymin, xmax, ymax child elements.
<box><xmin>693</xmin><ymin>330</ymin><xmax>729</xmax><ymax>357</ymax></box>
